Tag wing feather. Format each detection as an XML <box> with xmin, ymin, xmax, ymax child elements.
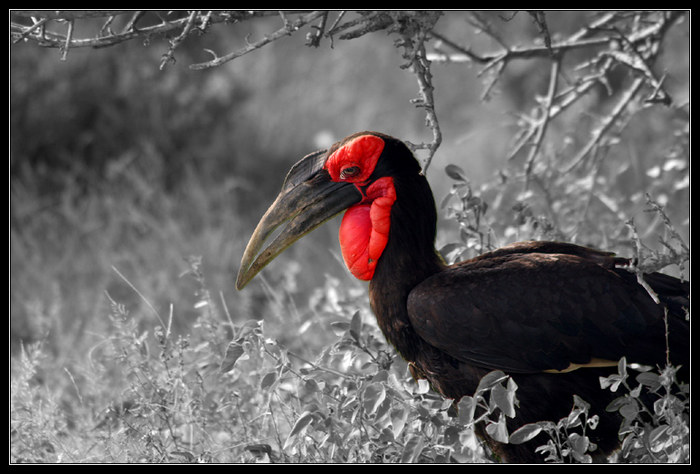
<box><xmin>407</xmin><ymin>248</ymin><xmax>674</xmax><ymax>374</ymax></box>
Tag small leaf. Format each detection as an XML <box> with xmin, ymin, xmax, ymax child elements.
<box><xmin>330</xmin><ymin>321</ymin><xmax>350</xmax><ymax>336</ymax></box>
<box><xmin>415</xmin><ymin>378</ymin><xmax>430</xmax><ymax>395</ymax></box>
<box><xmin>220</xmin><ymin>342</ymin><xmax>245</xmax><ymax>373</ymax></box>
<box><xmin>568</xmin><ymin>432</ymin><xmax>590</xmax><ymax>455</ymax></box>
<box><xmin>456</xmin><ymin>396</ymin><xmax>475</xmax><ymax>425</ymax></box>
<box><xmin>572</xmin><ymin>394</ymin><xmax>590</xmax><ymax>412</ymax></box>
<box><xmin>350</xmin><ymin>311</ymin><xmax>362</xmax><ymax>342</ymax></box>
<box><xmin>400</xmin><ymin>435</ymin><xmax>425</xmax><ymax>463</ymax></box>
<box><xmin>485</xmin><ymin>414</ymin><xmax>509</xmax><ymax>443</ymax></box>
<box><xmin>260</xmin><ymin>371</ymin><xmax>277</xmax><ymax>390</ymax></box>
<box><xmin>375</xmin><ymin>396</ymin><xmax>392</xmax><ymax>420</ymax></box>
<box><xmin>439</xmin><ymin>242</ymin><xmax>463</xmax><ymax>261</ymax></box>
<box><xmin>636</xmin><ymin>371</ymin><xmax>661</xmax><ymax>390</ymax></box>
<box><xmin>599</xmin><ymin>373</ymin><xmax>624</xmax><ymax>392</ymax></box>
<box><xmin>491</xmin><ymin>382</ymin><xmax>516</xmax><ymax>418</ymax></box>
<box><xmin>605</xmin><ymin>396</ymin><xmax>629</xmax><ymax>412</ymax></box>
<box><xmin>445</xmin><ymin>164</ymin><xmax>468</xmax><ymax>182</ymax></box>
<box><xmin>284</xmin><ymin>411</ymin><xmax>315</xmax><ymax>449</ymax></box>
<box><xmin>587</xmin><ymin>414</ymin><xmax>599</xmax><ymax>430</ymax></box>
<box><xmin>619</xmin><ymin>399</ymin><xmax>640</xmax><ymax>420</ymax></box>
<box><xmin>617</xmin><ymin>357</ymin><xmax>628</xmax><ymax>378</ymax></box>
<box><xmin>362</xmin><ymin>382</ymin><xmax>386</xmax><ymax>415</ymax></box>
<box><xmin>649</xmin><ymin>424</ymin><xmax>670</xmax><ymax>450</ymax></box>
<box><xmin>476</xmin><ymin>370</ymin><xmax>508</xmax><ymax>393</ymax></box>
<box><xmin>509</xmin><ymin>423</ymin><xmax>544</xmax><ymax>444</ymax></box>
<box><xmin>391</xmin><ymin>407</ymin><xmax>409</xmax><ymax>438</ymax></box>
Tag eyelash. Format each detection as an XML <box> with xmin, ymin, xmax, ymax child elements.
<box><xmin>340</xmin><ymin>166</ymin><xmax>361</xmax><ymax>179</ymax></box>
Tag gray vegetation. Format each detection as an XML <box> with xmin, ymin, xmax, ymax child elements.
<box><xmin>11</xmin><ymin>10</ymin><xmax>688</xmax><ymax>463</ymax></box>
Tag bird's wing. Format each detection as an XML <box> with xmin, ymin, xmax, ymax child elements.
<box><xmin>406</xmin><ymin>246</ymin><xmax>673</xmax><ymax>374</ymax></box>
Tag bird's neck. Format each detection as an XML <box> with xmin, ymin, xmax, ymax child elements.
<box><xmin>368</xmin><ymin>174</ymin><xmax>445</xmax><ymax>361</ymax></box>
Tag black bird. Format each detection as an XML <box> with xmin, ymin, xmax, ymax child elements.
<box><xmin>236</xmin><ymin>131</ymin><xmax>689</xmax><ymax>462</ymax></box>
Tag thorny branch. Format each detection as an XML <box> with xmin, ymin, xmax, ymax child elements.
<box><xmin>189</xmin><ymin>11</ymin><xmax>326</xmax><ymax>70</ymax></box>
<box><xmin>395</xmin><ymin>13</ymin><xmax>443</xmax><ymax>174</ymax></box>
<box><xmin>431</xmin><ymin>11</ymin><xmax>684</xmax><ymax>176</ymax></box>
<box><xmin>11</xmin><ymin>10</ymin><xmax>687</xmax><ymax>178</ymax></box>
<box><xmin>523</xmin><ymin>57</ymin><xmax>560</xmax><ymax>188</ymax></box>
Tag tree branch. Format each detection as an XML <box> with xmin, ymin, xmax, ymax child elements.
<box><xmin>523</xmin><ymin>57</ymin><xmax>560</xmax><ymax>186</ymax></box>
<box><xmin>159</xmin><ymin>10</ymin><xmax>199</xmax><ymax>70</ymax></box>
<box><xmin>562</xmin><ymin>76</ymin><xmax>645</xmax><ymax>173</ymax></box>
<box><xmin>189</xmin><ymin>11</ymin><xmax>325</xmax><ymax>70</ymax></box>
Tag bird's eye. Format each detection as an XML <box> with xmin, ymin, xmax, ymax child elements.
<box><xmin>340</xmin><ymin>166</ymin><xmax>361</xmax><ymax>179</ymax></box>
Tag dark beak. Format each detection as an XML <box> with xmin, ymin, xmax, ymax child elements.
<box><xmin>236</xmin><ymin>166</ymin><xmax>362</xmax><ymax>290</ymax></box>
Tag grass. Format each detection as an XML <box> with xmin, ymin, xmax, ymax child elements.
<box><xmin>10</xmin><ymin>252</ymin><xmax>690</xmax><ymax>463</ymax></box>
<box><xmin>9</xmin><ymin>255</ymin><xmax>486</xmax><ymax>463</ymax></box>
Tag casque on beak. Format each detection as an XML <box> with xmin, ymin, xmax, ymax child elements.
<box><xmin>236</xmin><ymin>151</ymin><xmax>362</xmax><ymax>290</ymax></box>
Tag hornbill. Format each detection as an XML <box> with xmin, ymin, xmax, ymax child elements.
<box><xmin>236</xmin><ymin>131</ymin><xmax>689</xmax><ymax>462</ymax></box>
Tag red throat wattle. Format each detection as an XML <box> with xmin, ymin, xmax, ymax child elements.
<box><xmin>339</xmin><ymin>177</ymin><xmax>396</xmax><ymax>280</ymax></box>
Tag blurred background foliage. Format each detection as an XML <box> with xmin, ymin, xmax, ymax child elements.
<box><xmin>10</xmin><ymin>11</ymin><xmax>689</xmax><ymax>462</ymax></box>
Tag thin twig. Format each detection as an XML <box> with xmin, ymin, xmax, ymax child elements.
<box><xmin>527</xmin><ymin>11</ymin><xmax>552</xmax><ymax>53</ymax></box>
<box><xmin>325</xmin><ymin>10</ymin><xmax>346</xmax><ymax>47</ymax></box>
<box><xmin>11</xmin><ymin>16</ymin><xmax>48</xmax><ymax>44</ymax></box>
<box><xmin>12</xmin><ymin>16</ymin><xmax>186</xmax><ymax>48</ymax></box>
<box><xmin>122</xmin><ymin>11</ymin><xmax>146</xmax><ymax>34</ymax></box>
<box><xmin>428</xmin><ymin>11</ymin><xmax>678</xmax><ymax>69</ymax></box>
<box><xmin>429</xmin><ymin>30</ymin><xmax>488</xmax><ymax>64</ymax></box>
<box><xmin>625</xmin><ymin>220</ymin><xmax>661</xmax><ymax>305</ymax></box>
<box><xmin>305</xmin><ymin>11</ymin><xmax>328</xmax><ymax>47</ymax></box>
<box><xmin>190</xmin><ymin>11</ymin><xmax>325</xmax><ymax>70</ymax></box>
<box><xmin>524</xmin><ymin>57</ymin><xmax>560</xmax><ymax>186</ymax></box>
<box><xmin>111</xmin><ymin>265</ymin><xmax>167</xmax><ymax>328</ymax></box>
<box><xmin>562</xmin><ymin>76</ymin><xmax>645</xmax><ymax>173</ymax></box>
<box><xmin>401</xmin><ymin>30</ymin><xmax>442</xmax><ymax>174</ymax></box>
<box><xmin>160</xmin><ymin>10</ymin><xmax>198</xmax><ymax>70</ymax></box>
<box><xmin>59</xmin><ymin>19</ymin><xmax>74</xmax><ymax>61</ymax></box>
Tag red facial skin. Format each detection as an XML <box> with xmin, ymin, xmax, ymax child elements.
<box><xmin>323</xmin><ymin>135</ymin><xmax>396</xmax><ymax>280</ymax></box>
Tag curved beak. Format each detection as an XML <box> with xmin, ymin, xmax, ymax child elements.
<box><xmin>236</xmin><ymin>166</ymin><xmax>362</xmax><ymax>290</ymax></box>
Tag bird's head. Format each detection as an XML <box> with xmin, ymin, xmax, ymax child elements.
<box><xmin>235</xmin><ymin>131</ymin><xmax>424</xmax><ymax>290</ymax></box>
